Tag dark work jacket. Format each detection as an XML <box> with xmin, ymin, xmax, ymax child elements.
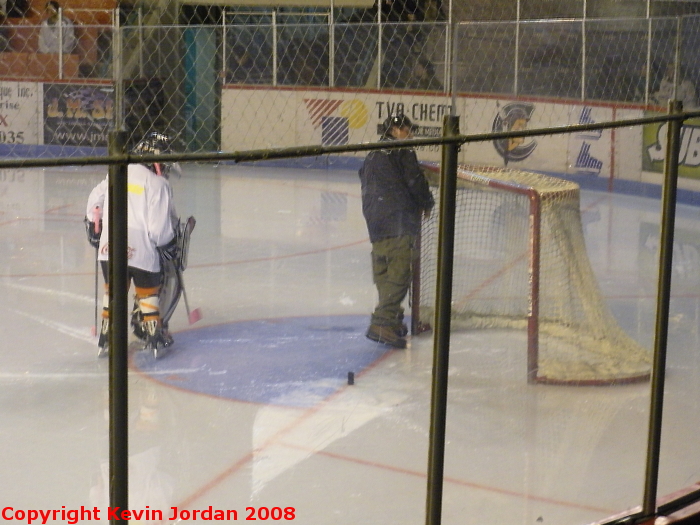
<box><xmin>358</xmin><ymin>138</ymin><xmax>435</xmax><ymax>243</ymax></box>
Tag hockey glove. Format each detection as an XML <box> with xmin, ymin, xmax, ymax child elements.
<box><xmin>158</xmin><ymin>238</ymin><xmax>181</xmax><ymax>267</ymax></box>
<box><xmin>84</xmin><ymin>218</ymin><xmax>102</xmax><ymax>248</ymax></box>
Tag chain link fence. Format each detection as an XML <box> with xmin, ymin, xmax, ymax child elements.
<box><xmin>2</xmin><ymin>4</ymin><xmax>700</xmax><ymax>522</ymax></box>
<box><xmin>1</xmin><ymin>11</ymin><xmax>700</xmax><ymax>158</ymax></box>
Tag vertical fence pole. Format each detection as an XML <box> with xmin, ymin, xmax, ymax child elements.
<box><xmin>377</xmin><ymin>9</ymin><xmax>383</xmax><ymax>90</ymax></box>
<box><xmin>644</xmin><ymin>0</ymin><xmax>651</xmax><ymax>105</ymax></box>
<box><xmin>514</xmin><ymin>0</ymin><xmax>520</xmax><ymax>95</ymax></box>
<box><xmin>221</xmin><ymin>13</ymin><xmax>227</xmax><ymax>83</ymax></box>
<box><xmin>448</xmin><ymin>21</ymin><xmax>457</xmax><ymax>106</ymax></box>
<box><xmin>672</xmin><ymin>17</ymin><xmax>682</xmax><ymax>101</ymax></box>
<box><xmin>138</xmin><ymin>8</ymin><xmax>144</xmax><ymax>78</ymax></box>
<box><xmin>645</xmin><ymin>17</ymin><xmax>652</xmax><ymax>105</ymax></box>
<box><xmin>272</xmin><ymin>10</ymin><xmax>278</xmax><ymax>88</ymax></box>
<box><xmin>444</xmin><ymin>0</ymin><xmax>453</xmax><ymax>93</ymax></box>
<box><xmin>328</xmin><ymin>4</ymin><xmax>335</xmax><ymax>88</ymax></box>
<box><xmin>581</xmin><ymin>0</ymin><xmax>587</xmax><ymax>101</ymax></box>
<box><xmin>109</xmin><ymin>130</ymin><xmax>129</xmax><ymax>521</ymax></box>
<box><xmin>642</xmin><ymin>101</ymin><xmax>682</xmax><ymax>518</ymax></box>
<box><xmin>113</xmin><ymin>13</ymin><xmax>124</xmax><ymax>131</ymax></box>
<box><xmin>58</xmin><ymin>8</ymin><xmax>64</xmax><ymax>79</ymax></box>
<box><xmin>425</xmin><ymin>115</ymin><xmax>460</xmax><ymax>525</ymax></box>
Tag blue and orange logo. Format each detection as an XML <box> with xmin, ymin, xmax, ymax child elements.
<box><xmin>303</xmin><ymin>99</ymin><xmax>369</xmax><ymax>146</ymax></box>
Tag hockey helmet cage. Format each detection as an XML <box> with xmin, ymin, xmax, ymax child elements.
<box><xmin>133</xmin><ymin>131</ymin><xmax>173</xmax><ymax>177</ymax></box>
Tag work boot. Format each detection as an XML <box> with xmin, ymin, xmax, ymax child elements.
<box><xmin>394</xmin><ymin>314</ymin><xmax>408</xmax><ymax>337</ymax></box>
<box><xmin>394</xmin><ymin>323</ymin><xmax>409</xmax><ymax>337</ymax></box>
<box><xmin>366</xmin><ymin>323</ymin><xmax>407</xmax><ymax>349</ymax></box>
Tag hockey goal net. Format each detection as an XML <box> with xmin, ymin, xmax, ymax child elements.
<box><xmin>413</xmin><ymin>164</ymin><xmax>651</xmax><ymax>385</ymax></box>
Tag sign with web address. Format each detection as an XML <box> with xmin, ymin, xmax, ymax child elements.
<box><xmin>43</xmin><ymin>83</ymin><xmax>113</xmax><ymax>147</ymax></box>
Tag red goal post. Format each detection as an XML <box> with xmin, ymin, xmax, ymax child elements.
<box><xmin>412</xmin><ymin>163</ymin><xmax>651</xmax><ymax>385</ymax></box>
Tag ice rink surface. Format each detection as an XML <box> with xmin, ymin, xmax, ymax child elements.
<box><xmin>1</xmin><ymin>162</ymin><xmax>699</xmax><ymax>524</ymax></box>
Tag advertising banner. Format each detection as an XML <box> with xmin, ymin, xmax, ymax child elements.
<box><xmin>643</xmin><ymin>112</ymin><xmax>700</xmax><ymax>179</ymax></box>
<box><xmin>221</xmin><ymin>88</ymin><xmax>615</xmax><ymax>174</ymax></box>
<box><xmin>0</xmin><ymin>81</ymin><xmax>41</xmax><ymax>146</ymax></box>
<box><xmin>43</xmin><ymin>84</ymin><xmax>114</xmax><ymax>147</ymax></box>
<box><xmin>221</xmin><ymin>88</ymin><xmax>453</xmax><ymax>162</ymax></box>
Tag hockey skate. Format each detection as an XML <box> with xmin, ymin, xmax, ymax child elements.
<box><xmin>142</xmin><ymin>320</ymin><xmax>171</xmax><ymax>360</ymax></box>
<box><xmin>161</xmin><ymin>323</ymin><xmax>175</xmax><ymax>348</ymax></box>
<box><xmin>131</xmin><ymin>299</ymin><xmax>147</xmax><ymax>341</ymax></box>
<box><xmin>97</xmin><ymin>318</ymin><xmax>109</xmax><ymax>358</ymax></box>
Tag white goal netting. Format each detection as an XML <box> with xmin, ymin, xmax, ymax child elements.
<box><xmin>416</xmin><ymin>164</ymin><xmax>651</xmax><ymax>385</ymax></box>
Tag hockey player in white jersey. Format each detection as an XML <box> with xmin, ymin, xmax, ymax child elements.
<box><xmin>85</xmin><ymin>132</ymin><xmax>180</xmax><ymax>359</ymax></box>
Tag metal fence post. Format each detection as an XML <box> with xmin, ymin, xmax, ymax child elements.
<box><xmin>109</xmin><ymin>130</ymin><xmax>129</xmax><ymax>521</ymax></box>
<box><xmin>58</xmin><ymin>8</ymin><xmax>64</xmax><ymax>79</ymax></box>
<box><xmin>113</xmin><ymin>12</ymin><xmax>124</xmax><ymax>131</ymax></box>
<box><xmin>425</xmin><ymin>115</ymin><xmax>460</xmax><ymax>525</ymax></box>
<box><xmin>642</xmin><ymin>100</ymin><xmax>683</xmax><ymax>519</ymax></box>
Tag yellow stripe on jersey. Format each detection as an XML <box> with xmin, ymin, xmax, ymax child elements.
<box><xmin>128</xmin><ymin>183</ymin><xmax>145</xmax><ymax>195</ymax></box>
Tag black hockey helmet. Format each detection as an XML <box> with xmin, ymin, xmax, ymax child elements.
<box><xmin>133</xmin><ymin>131</ymin><xmax>173</xmax><ymax>177</ymax></box>
<box><xmin>381</xmin><ymin>114</ymin><xmax>417</xmax><ymax>137</ymax></box>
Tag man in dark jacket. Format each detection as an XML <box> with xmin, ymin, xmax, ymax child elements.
<box><xmin>359</xmin><ymin>114</ymin><xmax>435</xmax><ymax>348</ymax></box>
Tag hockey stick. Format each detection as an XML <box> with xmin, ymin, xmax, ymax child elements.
<box><xmin>158</xmin><ymin>216</ymin><xmax>201</xmax><ymax>326</ymax></box>
<box><xmin>92</xmin><ymin>247</ymin><xmax>98</xmax><ymax>336</ymax></box>
<box><xmin>176</xmin><ymin>215</ymin><xmax>201</xmax><ymax>324</ymax></box>
<box><xmin>91</xmin><ymin>207</ymin><xmax>101</xmax><ymax>337</ymax></box>
<box><xmin>177</xmin><ymin>268</ymin><xmax>202</xmax><ymax>324</ymax></box>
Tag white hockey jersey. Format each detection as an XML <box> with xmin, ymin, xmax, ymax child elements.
<box><xmin>86</xmin><ymin>164</ymin><xmax>176</xmax><ymax>274</ymax></box>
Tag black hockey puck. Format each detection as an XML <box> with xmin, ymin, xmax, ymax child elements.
<box><xmin>347</xmin><ymin>371</ymin><xmax>355</xmax><ymax>385</ymax></box>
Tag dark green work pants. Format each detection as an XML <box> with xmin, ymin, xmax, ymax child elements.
<box><xmin>370</xmin><ymin>235</ymin><xmax>414</xmax><ymax>328</ymax></box>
